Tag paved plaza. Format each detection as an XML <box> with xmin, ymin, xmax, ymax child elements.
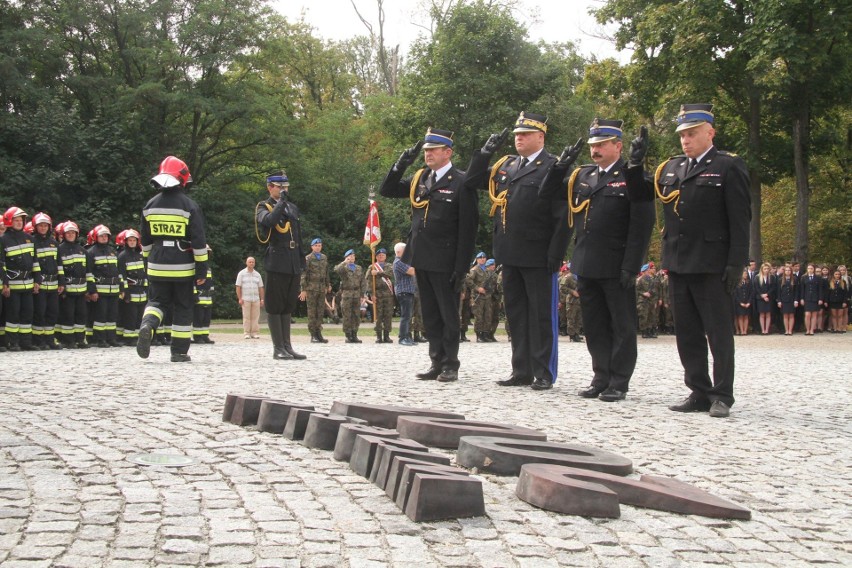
<box><xmin>0</xmin><ymin>329</ymin><xmax>850</xmax><ymax>567</ymax></box>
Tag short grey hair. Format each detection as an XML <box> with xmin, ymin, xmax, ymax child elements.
<box><xmin>394</xmin><ymin>242</ymin><xmax>406</xmax><ymax>254</ymax></box>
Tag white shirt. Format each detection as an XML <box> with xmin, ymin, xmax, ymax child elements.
<box><xmin>235</xmin><ymin>268</ymin><xmax>264</xmax><ymax>302</ymax></box>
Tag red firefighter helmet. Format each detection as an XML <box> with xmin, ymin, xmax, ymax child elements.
<box><xmin>86</xmin><ymin>227</ymin><xmax>97</xmax><ymax>246</ymax></box>
<box><xmin>151</xmin><ymin>155</ymin><xmax>192</xmax><ymax>189</ymax></box>
<box><xmin>54</xmin><ymin>222</ymin><xmax>65</xmax><ymax>239</ymax></box>
<box><xmin>23</xmin><ymin>221</ymin><xmax>33</xmax><ymax>234</ymax></box>
<box><xmin>62</xmin><ymin>221</ymin><xmax>79</xmax><ymax>236</ymax></box>
<box><xmin>32</xmin><ymin>212</ymin><xmax>52</xmax><ymax>227</ymax></box>
<box><xmin>125</xmin><ymin>229</ymin><xmax>140</xmax><ymax>241</ymax></box>
<box><xmin>3</xmin><ymin>206</ymin><xmax>27</xmax><ymax>227</ymax></box>
<box><xmin>115</xmin><ymin>229</ymin><xmax>128</xmax><ymax>247</ymax></box>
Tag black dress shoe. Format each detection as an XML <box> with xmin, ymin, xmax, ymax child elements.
<box><xmin>669</xmin><ymin>397</ymin><xmax>711</xmax><ymax>412</ymax></box>
<box><xmin>496</xmin><ymin>376</ymin><xmax>533</xmax><ymax>386</ymax></box>
<box><xmin>598</xmin><ymin>388</ymin><xmax>626</xmax><ymax>402</ymax></box>
<box><xmin>578</xmin><ymin>385</ymin><xmax>605</xmax><ymax>398</ymax></box>
<box><xmin>170</xmin><ymin>353</ymin><xmax>192</xmax><ymax>363</ymax></box>
<box><xmin>709</xmin><ymin>400</ymin><xmax>731</xmax><ymax>418</ymax></box>
<box><xmin>416</xmin><ymin>367</ymin><xmax>441</xmax><ymax>380</ymax></box>
<box><xmin>530</xmin><ymin>377</ymin><xmax>553</xmax><ymax>391</ymax></box>
<box><xmin>437</xmin><ymin>369</ymin><xmax>458</xmax><ymax>382</ymax></box>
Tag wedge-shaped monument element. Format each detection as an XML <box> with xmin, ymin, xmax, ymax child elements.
<box><xmin>457</xmin><ymin>437</ymin><xmax>633</xmax><ymax>476</ymax></box>
<box><xmin>396</xmin><ymin>417</ymin><xmax>547</xmax><ymax>449</ymax></box>
<box><xmin>302</xmin><ymin>414</ymin><xmax>366</xmax><ymax>450</ymax></box>
<box><xmin>516</xmin><ymin>465</ymin><xmax>751</xmax><ymax>520</ymax></box>
<box><xmin>227</xmin><ymin>395</ymin><xmax>268</xmax><ymax>426</ymax></box>
<box><xmin>283</xmin><ymin>409</ymin><xmax>327</xmax><ymax>441</ymax></box>
<box><xmin>349</xmin><ymin>435</ymin><xmax>427</xmax><ymax>478</ymax></box>
<box><xmin>329</xmin><ymin>401</ymin><xmax>464</xmax><ymax>429</ymax></box>
<box><xmin>257</xmin><ymin>401</ymin><xmax>315</xmax><ymax>434</ymax></box>
<box><xmin>223</xmin><ymin>393</ymin><xmax>264</xmax><ymax>423</ymax></box>
<box><xmin>370</xmin><ymin>446</ymin><xmax>451</xmax><ymax>489</ymax></box>
<box><xmin>404</xmin><ymin>468</ymin><xmax>485</xmax><ymax>522</ymax></box>
<box><xmin>333</xmin><ymin>424</ymin><xmax>399</xmax><ymax>462</ymax></box>
<box><xmin>385</xmin><ymin>456</ymin><xmax>465</xmax><ymax>506</ymax></box>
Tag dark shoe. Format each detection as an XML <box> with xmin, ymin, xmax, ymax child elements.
<box><xmin>273</xmin><ymin>347</ymin><xmax>294</xmax><ymax>360</ymax></box>
<box><xmin>204</xmin><ymin>337</ymin><xmax>215</xmax><ymax>344</ymax></box>
<box><xmin>137</xmin><ymin>324</ymin><xmax>153</xmax><ymax>359</ymax></box>
<box><xmin>414</xmin><ymin>333</ymin><xmax>427</xmax><ymax>343</ymax></box>
<box><xmin>108</xmin><ymin>341</ymin><xmax>122</xmax><ymax>347</ymax></box>
<box><xmin>578</xmin><ymin>385</ymin><xmax>605</xmax><ymax>398</ymax></box>
<box><xmin>383</xmin><ymin>331</ymin><xmax>392</xmax><ymax>344</ymax></box>
<box><xmin>598</xmin><ymin>388</ymin><xmax>626</xmax><ymax>402</ymax></box>
<box><xmin>311</xmin><ymin>333</ymin><xmax>322</xmax><ymax>343</ymax></box>
<box><xmin>437</xmin><ymin>369</ymin><xmax>458</xmax><ymax>382</ymax></box>
<box><xmin>96</xmin><ymin>341</ymin><xmax>110</xmax><ymax>348</ymax></box>
<box><xmin>76</xmin><ymin>342</ymin><xmax>90</xmax><ymax>349</ymax></box>
<box><xmin>486</xmin><ymin>333</ymin><xmax>498</xmax><ymax>342</ymax></box>
<box><xmin>416</xmin><ymin>367</ymin><xmax>441</xmax><ymax>380</ymax></box>
<box><xmin>669</xmin><ymin>397</ymin><xmax>711</xmax><ymax>413</ymax></box>
<box><xmin>48</xmin><ymin>341</ymin><xmax>63</xmax><ymax>350</ymax></box>
<box><xmin>496</xmin><ymin>375</ymin><xmax>533</xmax><ymax>387</ymax></box>
<box><xmin>170</xmin><ymin>353</ymin><xmax>191</xmax><ymax>363</ymax></box>
<box><xmin>376</xmin><ymin>332</ymin><xmax>383</xmax><ymax>343</ymax></box>
<box><xmin>8</xmin><ymin>345</ymin><xmax>21</xmax><ymax>352</ymax></box>
<box><xmin>570</xmin><ymin>334</ymin><xmax>584</xmax><ymax>343</ymax></box>
<box><xmin>709</xmin><ymin>400</ymin><xmax>731</xmax><ymax>418</ymax></box>
<box><xmin>316</xmin><ymin>332</ymin><xmax>328</xmax><ymax>343</ymax></box>
<box><xmin>530</xmin><ymin>377</ymin><xmax>553</xmax><ymax>391</ymax></box>
<box><xmin>399</xmin><ymin>338</ymin><xmax>415</xmax><ymax>346</ymax></box>
<box><xmin>476</xmin><ymin>332</ymin><xmax>485</xmax><ymax>343</ymax></box>
<box><xmin>459</xmin><ymin>332</ymin><xmax>469</xmax><ymax>342</ymax></box>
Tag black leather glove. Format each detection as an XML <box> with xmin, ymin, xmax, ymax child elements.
<box><xmin>620</xmin><ymin>270</ymin><xmax>635</xmax><ymax>289</ymax></box>
<box><xmin>395</xmin><ymin>140</ymin><xmax>424</xmax><ymax>170</ymax></box>
<box><xmin>722</xmin><ymin>264</ymin><xmax>741</xmax><ymax>295</ymax></box>
<box><xmin>547</xmin><ymin>258</ymin><xmax>562</xmax><ymax>274</ymax></box>
<box><xmin>481</xmin><ymin>128</ymin><xmax>510</xmax><ymax>154</ymax></box>
<box><xmin>629</xmin><ymin>126</ymin><xmax>649</xmax><ymax>167</ymax></box>
<box><xmin>556</xmin><ymin>138</ymin><xmax>585</xmax><ymax>169</ymax></box>
<box><xmin>450</xmin><ymin>271</ymin><xmax>466</xmax><ymax>294</ymax></box>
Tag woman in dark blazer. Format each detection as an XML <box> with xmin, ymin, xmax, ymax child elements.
<box><xmin>753</xmin><ymin>262</ymin><xmax>775</xmax><ymax>334</ymax></box>
<box><xmin>827</xmin><ymin>269</ymin><xmax>849</xmax><ymax>333</ymax></box>
<box><xmin>733</xmin><ymin>268</ymin><xmax>753</xmax><ymax>336</ymax></box>
<box><xmin>775</xmin><ymin>266</ymin><xmax>798</xmax><ymax>335</ymax></box>
<box><xmin>799</xmin><ymin>263</ymin><xmax>824</xmax><ymax>335</ymax></box>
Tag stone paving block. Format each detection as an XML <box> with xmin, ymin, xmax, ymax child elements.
<box><xmin>283</xmin><ymin>409</ymin><xmax>327</xmax><ymax>441</ymax></box>
<box><xmin>396</xmin><ymin>417</ymin><xmax>547</xmax><ymax>449</ymax></box>
<box><xmin>222</xmin><ymin>393</ymin><xmax>261</xmax><ymax>423</ymax></box>
<box><xmin>371</xmin><ymin>447</ymin><xmax>452</xmax><ymax>491</ymax></box>
<box><xmin>517</xmin><ymin>465</ymin><xmax>752</xmax><ymax>520</ymax></box>
<box><xmin>332</xmin><ymin>424</ymin><xmax>399</xmax><ymax>462</ymax></box>
<box><xmin>348</xmin><ymin>435</ymin><xmax>427</xmax><ymax>478</ymax></box>
<box><xmin>457</xmin><ymin>436</ymin><xmax>633</xmax><ymax>476</ymax></box>
<box><xmin>329</xmin><ymin>401</ymin><xmax>465</xmax><ymax>429</ymax></box>
<box><xmin>404</xmin><ymin>470</ymin><xmax>485</xmax><ymax>522</ymax></box>
<box><xmin>389</xmin><ymin>459</ymin><xmax>468</xmax><ymax>512</ymax></box>
<box><xmin>227</xmin><ymin>395</ymin><xmax>268</xmax><ymax>426</ymax></box>
<box><xmin>302</xmin><ymin>414</ymin><xmax>367</xmax><ymax>451</ymax></box>
<box><xmin>257</xmin><ymin>400</ymin><xmax>315</xmax><ymax>434</ymax></box>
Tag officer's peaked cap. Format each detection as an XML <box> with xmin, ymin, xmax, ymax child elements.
<box><xmin>675</xmin><ymin>104</ymin><xmax>714</xmax><ymax>132</ymax></box>
<box><xmin>423</xmin><ymin>128</ymin><xmax>454</xmax><ymax>149</ymax></box>
<box><xmin>513</xmin><ymin>111</ymin><xmax>548</xmax><ymax>134</ymax></box>
<box><xmin>587</xmin><ymin>118</ymin><xmax>623</xmax><ymax>144</ymax></box>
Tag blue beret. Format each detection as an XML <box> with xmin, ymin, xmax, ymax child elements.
<box><xmin>641</xmin><ymin>263</ymin><xmax>649</xmax><ymax>272</ymax></box>
<box><xmin>311</xmin><ymin>238</ymin><xmax>322</xmax><ymax>246</ymax></box>
<box><xmin>485</xmin><ymin>259</ymin><xmax>495</xmax><ymax>267</ymax></box>
<box><xmin>475</xmin><ymin>251</ymin><xmax>486</xmax><ymax>259</ymax></box>
<box><xmin>344</xmin><ymin>249</ymin><xmax>355</xmax><ymax>257</ymax></box>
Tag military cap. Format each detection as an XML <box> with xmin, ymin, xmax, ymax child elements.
<box><xmin>641</xmin><ymin>263</ymin><xmax>650</xmax><ymax>272</ymax></box>
<box><xmin>587</xmin><ymin>118</ymin><xmax>623</xmax><ymax>144</ymax></box>
<box><xmin>485</xmin><ymin>259</ymin><xmax>495</xmax><ymax>267</ymax></box>
<box><xmin>475</xmin><ymin>251</ymin><xmax>487</xmax><ymax>259</ymax></box>
<box><xmin>422</xmin><ymin>128</ymin><xmax>454</xmax><ymax>149</ymax></box>
<box><xmin>675</xmin><ymin>103</ymin><xmax>714</xmax><ymax>132</ymax></box>
<box><xmin>266</xmin><ymin>170</ymin><xmax>289</xmax><ymax>185</ymax></box>
<box><xmin>344</xmin><ymin>249</ymin><xmax>355</xmax><ymax>257</ymax></box>
<box><xmin>512</xmin><ymin>111</ymin><xmax>548</xmax><ymax>134</ymax></box>
<box><xmin>376</xmin><ymin>248</ymin><xmax>387</xmax><ymax>255</ymax></box>
<box><xmin>311</xmin><ymin>238</ymin><xmax>322</xmax><ymax>246</ymax></box>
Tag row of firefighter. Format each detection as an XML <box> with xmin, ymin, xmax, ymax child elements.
<box><xmin>0</xmin><ymin>207</ymin><xmax>213</xmax><ymax>352</ymax></box>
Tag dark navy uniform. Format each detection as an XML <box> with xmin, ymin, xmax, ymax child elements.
<box><xmin>32</xmin><ymin>230</ymin><xmax>63</xmax><ymax>349</ymax></box>
<box><xmin>1</xmin><ymin>224</ymin><xmax>39</xmax><ymax>350</ymax></box>
<box><xmin>58</xmin><ymin>229</ymin><xmax>91</xmax><ymax>347</ymax></box>
<box><xmin>379</xmin><ymin>129</ymin><xmax>478</xmax><ymax>375</ymax></box>
<box><xmin>118</xmin><ymin>244</ymin><xmax>147</xmax><ymax>344</ymax></box>
<box><xmin>87</xmin><ymin>239</ymin><xmax>121</xmax><ymax>347</ymax></box>
<box><xmin>541</xmin><ymin>145</ymin><xmax>654</xmax><ymax>398</ymax></box>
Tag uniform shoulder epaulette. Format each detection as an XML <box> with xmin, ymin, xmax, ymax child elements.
<box><xmin>579</xmin><ymin>163</ymin><xmax>597</xmax><ymax>169</ymax></box>
<box><xmin>670</xmin><ymin>154</ymin><xmax>686</xmax><ymax>160</ymax></box>
<box><xmin>717</xmin><ymin>150</ymin><xmax>738</xmax><ymax>157</ymax></box>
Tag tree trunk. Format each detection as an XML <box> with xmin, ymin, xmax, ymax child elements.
<box><xmin>792</xmin><ymin>84</ymin><xmax>810</xmax><ymax>264</ymax></box>
<box><xmin>747</xmin><ymin>83</ymin><xmax>762</xmax><ymax>264</ymax></box>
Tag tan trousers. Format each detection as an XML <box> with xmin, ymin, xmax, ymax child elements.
<box><xmin>241</xmin><ymin>300</ymin><xmax>261</xmax><ymax>337</ymax></box>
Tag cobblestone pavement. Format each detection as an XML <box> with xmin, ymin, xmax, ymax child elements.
<box><xmin>1</xmin><ymin>330</ymin><xmax>850</xmax><ymax>567</ymax></box>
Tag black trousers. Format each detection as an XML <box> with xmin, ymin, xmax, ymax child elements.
<box><xmin>59</xmin><ymin>293</ymin><xmax>87</xmax><ymax>343</ymax></box>
<box><xmin>416</xmin><ymin>270</ymin><xmax>460</xmax><ymax>371</ymax></box>
<box><xmin>669</xmin><ymin>272</ymin><xmax>736</xmax><ymax>406</ymax></box>
<box><xmin>502</xmin><ymin>265</ymin><xmax>559</xmax><ymax>382</ymax></box>
<box><xmin>33</xmin><ymin>289</ymin><xmax>60</xmax><ymax>341</ymax></box>
<box><xmin>92</xmin><ymin>294</ymin><xmax>118</xmax><ymax>342</ymax></box>
<box><xmin>265</xmin><ymin>272</ymin><xmax>300</xmax><ymax>315</ymax></box>
<box><xmin>3</xmin><ymin>290</ymin><xmax>33</xmax><ymax>347</ymax></box>
<box><xmin>143</xmin><ymin>280</ymin><xmax>194</xmax><ymax>355</ymax></box>
<box><xmin>578</xmin><ymin>276</ymin><xmax>638</xmax><ymax>392</ymax></box>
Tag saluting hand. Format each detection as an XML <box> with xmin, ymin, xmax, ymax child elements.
<box><xmin>396</xmin><ymin>140</ymin><xmax>424</xmax><ymax>170</ymax></box>
<box><xmin>629</xmin><ymin>126</ymin><xmax>649</xmax><ymax>166</ymax></box>
<box><xmin>481</xmin><ymin>128</ymin><xmax>510</xmax><ymax>154</ymax></box>
<box><xmin>556</xmin><ymin>138</ymin><xmax>584</xmax><ymax>169</ymax></box>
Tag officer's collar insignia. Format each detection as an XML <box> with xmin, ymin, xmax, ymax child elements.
<box><xmin>613</xmin><ymin>171</ymin><xmax>619</xmax><ymax>176</ymax></box>
<box><xmin>447</xmin><ymin>175</ymin><xmax>452</xmax><ymax>180</ymax></box>
<box><xmin>590</xmin><ymin>171</ymin><xmax>597</xmax><ymax>176</ymax></box>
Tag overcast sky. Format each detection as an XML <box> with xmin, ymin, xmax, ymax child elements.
<box><xmin>271</xmin><ymin>0</ymin><xmax>631</xmax><ymax>63</ymax></box>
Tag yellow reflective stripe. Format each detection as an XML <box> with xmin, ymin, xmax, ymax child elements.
<box><xmin>148</xmin><ymin>267</ymin><xmax>195</xmax><ymax>278</ymax></box>
<box><xmin>194</xmin><ymin>251</ymin><xmax>208</xmax><ymax>262</ymax></box>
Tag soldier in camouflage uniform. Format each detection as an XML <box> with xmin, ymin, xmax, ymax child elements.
<box><xmin>657</xmin><ymin>269</ymin><xmax>672</xmax><ymax>334</ymax></box>
<box><xmin>334</xmin><ymin>249</ymin><xmax>365</xmax><ymax>343</ymax></box>
<box><xmin>561</xmin><ymin>263</ymin><xmax>583</xmax><ymax>342</ymax></box>
<box><xmin>458</xmin><ymin>271</ymin><xmax>473</xmax><ymax>343</ymax></box>
<box><xmin>299</xmin><ymin>238</ymin><xmax>330</xmax><ymax>343</ymax></box>
<box><xmin>636</xmin><ymin>262</ymin><xmax>659</xmax><ymax>338</ymax></box>
<box><xmin>487</xmin><ymin>260</ymin><xmax>502</xmax><ymax>341</ymax></box>
<box><xmin>365</xmin><ymin>248</ymin><xmax>395</xmax><ymax>343</ymax></box>
<box><xmin>411</xmin><ymin>291</ymin><xmax>427</xmax><ymax>342</ymax></box>
<box><xmin>466</xmin><ymin>253</ymin><xmax>492</xmax><ymax>342</ymax></box>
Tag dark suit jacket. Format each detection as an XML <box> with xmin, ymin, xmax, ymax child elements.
<box><xmin>378</xmin><ymin>164</ymin><xmax>478</xmax><ymax>274</ymax></box>
<box><xmin>540</xmin><ymin>159</ymin><xmax>654</xmax><ymax>279</ymax></box>
<box><xmin>631</xmin><ymin>147</ymin><xmax>751</xmax><ymax>274</ymax></box>
<box><xmin>467</xmin><ymin>148</ymin><xmax>570</xmax><ymax>268</ymax></box>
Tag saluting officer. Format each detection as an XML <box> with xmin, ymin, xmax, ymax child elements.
<box><xmin>468</xmin><ymin>112</ymin><xmax>571</xmax><ymax>390</ymax></box>
<box><xmin>335</xmin><ymin>249</ymin><xmax>365</xmax><ymax>343</ymax></box>
<box><xmin>256</xmin><ymin>170</ymin><xmax>306</xmax><ymax>360</ymax></box>
<box><xmin>366</xmin><ymin>247</ymin><xmax>395</xmax><ymax>344</ymax></box>
<box><xmin>629</xmin><ymin>104</ymin><xmax>751</xmax><ymax>418</ymax></box>
<box><xmin>539</xmin><ymin>118</ymin><xmax>654</xmax><ymax>401</ymax></box>
<box><xmin>379</xmin><ymin>128</ymin><xmax>479</xmax><ymax>383</ymax></box>
<box><xmin>299</xmin><ymin>237</ymin><xmax>330</xmax><ymax>343</ymax></box>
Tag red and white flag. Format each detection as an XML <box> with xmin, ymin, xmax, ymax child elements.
<box><xmin>363</xmin><ymin>199</ymin><xmax>381</xmax><ymax>248</ymax></box>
